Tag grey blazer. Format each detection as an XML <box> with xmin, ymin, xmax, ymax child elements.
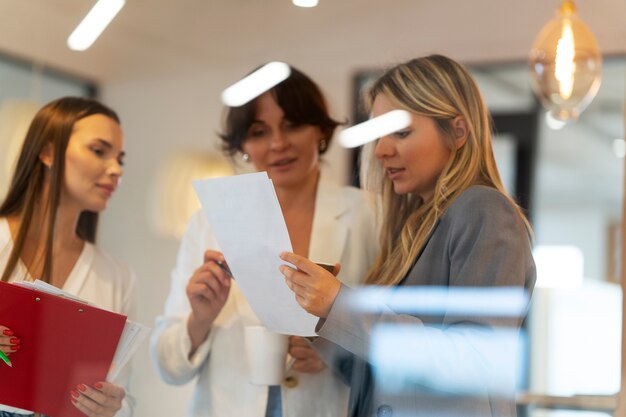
<box><xmin>315</xmin><ymin>186</ymin><xmax>537</xmax><ymax>417</ymax></box>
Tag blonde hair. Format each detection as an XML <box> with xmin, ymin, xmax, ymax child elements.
<box><xmin>364</xmin><ymin>55</ymin><xmax>531</xmax><ymax>286</ymax></box>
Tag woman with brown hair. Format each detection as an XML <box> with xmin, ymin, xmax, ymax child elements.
<box><xmin>280</xmin><ymin>55</ymin><xmax>536</xmax><ymax>417</ymax></box>
<box><xmin>0</xmin><ymin>97</ymin><xmax>136</xmax><ymax>417</ymax></box>
<box><xmin>151</xmin><ymin>65</ymin><xmax>379</xmax><ymax>417</ymax></box>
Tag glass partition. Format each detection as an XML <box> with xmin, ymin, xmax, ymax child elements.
<box><xmin>473</xmin><ymin>58</ymin><xmax>623</xmax><ymax>416</ymax></box>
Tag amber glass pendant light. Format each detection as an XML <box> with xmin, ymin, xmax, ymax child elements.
<box><xmin>529</xmin><ymin>0</ymin><xmax>602</xmax><ymax>122</ymax></box>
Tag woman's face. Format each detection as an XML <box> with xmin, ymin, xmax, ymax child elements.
<box><xmin>241</xmin><ymin>92</ymin><xmax>323</xmax><ymax>189</ymax></box>
<box><xmin>373</xmin><ymin>93</ymin><xmax>451</xmax><ymax>201</ymax></box>
<box><xmin>61</xmin><ymin>114</ymin><xmax>124</xmax><ymax>213</ymax></box>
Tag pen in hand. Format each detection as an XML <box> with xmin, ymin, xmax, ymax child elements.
<box><xmin>217</xmin><ymin>261</ymin><xmax>233</xmax><ymax>279</ymax></box>
<box><xmin>0</xmin><ymin>350</ymin><xmax>12</xmax><ymax>367</ymax></box>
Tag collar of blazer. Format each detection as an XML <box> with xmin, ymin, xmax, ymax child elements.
<box><xmin>308</xmin><ymin>178</ymin><xmax>349</xmax><ymax>269</ymax></box>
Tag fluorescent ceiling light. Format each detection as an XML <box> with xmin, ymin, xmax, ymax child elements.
<box><xmin>293</xmin><ymin>0</ymin><xmax>319</xmax><ymax>7</ymax></box>
<box><xmin>67</xmin><ymin>0</ymin><xmax>125</xmax><ymax>51</ymax></box>
<box><xmin>338</xmin><ymin>110</ymin><xmax>412</xmax><ymax>148</ymax></box>
<box><xmin>221</xmin><ymin>62</ymin><xmax>291</xmax><ymax>107</ymax></box>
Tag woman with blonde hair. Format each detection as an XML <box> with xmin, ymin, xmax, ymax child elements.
<box><xmin>280</xmin><ymin>55</ymin><xmax>536</xmax><ymax>417</ymax></box>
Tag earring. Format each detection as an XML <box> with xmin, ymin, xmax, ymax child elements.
<box><xmin>319</xmin><ymin>138</ymin><xmax>328</xmax><ymax>152</ymax></box>
<box><xmin>242</xmin><ymin>153</ymin><xmax>250</xmax><ymax>162</ymax></box>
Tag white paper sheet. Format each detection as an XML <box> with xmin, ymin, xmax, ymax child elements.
<box><xmin>193</xmin><ymin>172</ymin><xmax>318</xmax><ymax>336</ymax></box>
<box><xmin>107</xmin><ymin>319</ymin><xmax>151</xmax><ymax>381</ymax></box>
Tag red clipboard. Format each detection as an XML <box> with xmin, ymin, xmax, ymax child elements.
<box><xmin>0</xmin><ymin>280</ymin><xmax>126</xmax><ymax>417</ymax></box>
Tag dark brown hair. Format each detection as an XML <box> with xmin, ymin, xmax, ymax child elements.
<box><xmin>1</xmin><ymin>96</ymin><xmax>120</xmax><ymax>283</ymax></box>
<box><xmin>219</xmin><ymin>65</ymin><xmax>340</xmax><ymax>155</ymax></box>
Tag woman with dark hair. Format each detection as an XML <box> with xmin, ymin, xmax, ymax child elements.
<box><xmin>150</xmin><ymin>65</ymin><xmax>379</xmax><ymax>417</ymax></box>
<box><xmin>0</xmin><ymin>97</ymin><xmax>136</xmax><ymax>417</ymax></box>
<box><xmin>279</xmin><ymin>55</ymin><xmax>536</xmax><ymax>417</ymax></box>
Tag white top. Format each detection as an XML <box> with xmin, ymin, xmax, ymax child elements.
<box><xmin>150</xmin><ymin>179</ymin><xmax>380</xmax><ymax>417</ymax></box>
<box><xmin>0</xmin><ymin>217</ymin><xmax>137</xmax><ymax>416</ymax></box>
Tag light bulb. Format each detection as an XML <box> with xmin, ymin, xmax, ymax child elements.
<box><xmin>529</xmin><ymin>0</ymin><xmax>601</xmax><ymax>122</ymax></box>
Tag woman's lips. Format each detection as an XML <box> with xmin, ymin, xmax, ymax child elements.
<box><xmin>386</xmin><ymin>167</ymin><xmax>404</xmax><ymax>180</ymax></box>
<box><xmin>270</xmin><ymin>158</ymin><xmax>297</xmax><ymax>170</ymax></box>
<box><xmin>96</xmin><ymin>184</ymin><xmax>116</xmax><ymax>196</ymax></box>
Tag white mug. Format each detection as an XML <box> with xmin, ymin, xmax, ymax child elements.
<box><xmin>244</xmin><ymin>325</ymin><xmax>289</xmax><ymax>385</ymax></box>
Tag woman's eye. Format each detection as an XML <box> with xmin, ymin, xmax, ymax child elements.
<box><xmin>248</xmin><ymin>128</ymin><xmax>268</xmax><ymax>138</ymax></box>
<box><xmin>283</xmin><ymin>121</ymin><xmax>302</xmax><ymax>131</ymax></box>
<box><xmin>90</xmin><ymin>147</ymin><xmax>105</xmax><ymax>157</ymax></box>
<box><xmin>393</xmin><ymin>130</ymin><xmax>411</xmax><ymax>139</ymax></box>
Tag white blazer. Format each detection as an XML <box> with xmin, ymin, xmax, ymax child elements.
<box><xmin>0</xmin><ymin>218</ymin><xmax>137</xmax><ymax>416</ymax></box>
<box><xmin>150</xmin><ymin>179</ymin><xmax>379</xmax><ymax>417</ymax></box>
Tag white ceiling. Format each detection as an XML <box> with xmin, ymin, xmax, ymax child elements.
<box><xmin>1</xmin><ymin>0</ymin><xmax>626</xmax><ymax>82</ymax></box>
<box><xmin>0</xmin><ymin>0</ymin><xmax>623</xmax><ymax>210</ymax></box>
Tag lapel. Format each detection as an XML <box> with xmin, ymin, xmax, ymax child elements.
<box><xmin>308</xmin><ymin>178</ymin><xmax>349</xmax><ymax>265</ymax></box>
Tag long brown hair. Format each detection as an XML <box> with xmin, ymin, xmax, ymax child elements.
<box><xmin>0</xmin><ymin>97</ymin><xmax>120</xmax><ymax>283</ymax></box>
<box><xmin>364</xmin><ymin>55</ymin><xmax>531</xmax><ymax>286</ymax></box>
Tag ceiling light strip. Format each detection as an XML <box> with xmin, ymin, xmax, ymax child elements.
<box><xmin>67</xmin><ymin>0</ymin><xmax>126</xmax><ymax>51</ymax></box>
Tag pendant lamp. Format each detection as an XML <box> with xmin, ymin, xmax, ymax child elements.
<box><xmin>529</xmin><ymin>0</ymin><xmax>602</xmax><ymax>122</ymax></box>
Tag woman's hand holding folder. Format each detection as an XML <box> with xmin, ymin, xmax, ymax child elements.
<box><xmin>0</xmin><ymin>325</ymin><xmax>20</xmax><ymax>361</ymax></box>
<box><xmin>186</xmin><ymin>250</ymin><xmax>232</xmax><ymax>357</ymax></box>
<box><xmin>71</xmin><ymin>381</ymin><xmax>125</xmax><ymax>417</ymax></box>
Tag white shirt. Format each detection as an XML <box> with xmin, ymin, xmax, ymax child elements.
<box><xmin>150</xmin><ymin>179</ymin><xmax>380</xmax><ymax>417</ymax></box>
<box><xmin>0</xmin><ymin>217</ymin><xmax>136</xmax><ymax>416</ymax></box>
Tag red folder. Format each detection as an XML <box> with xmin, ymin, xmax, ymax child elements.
<box><xmin>0</xmin><ymin>280</ymin><xmax>126</xmax><ymax>417</ymax></box>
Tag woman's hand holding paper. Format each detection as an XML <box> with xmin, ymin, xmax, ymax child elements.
<box><xmin>279</xmin><ymin>252</ymin><xmax>341</xmax><ymax>319</ymax></box>
<box><xmin>186</xmin><ymin>250</ymin><xmax>232</xmax><ymax>355</ymax></box>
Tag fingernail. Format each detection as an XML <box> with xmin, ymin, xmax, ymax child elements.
<box><xmin>94</xmin><ymin>382</ymin><xmax>103</xmax><ymax>389</ymax></box>
<box><xmin>77</xmin><ymin>384</ymin><xmax>87</xmax><ymax>392</ymax></box>
<box><xmin>9</xmin><ymin>338</ymin><xmax>19</xmax><ymax>344</ymax></box>
<box><xmin>10</xmin><ymin>345</ymin><xmax>19</xmax><ymax>351</ymax></box>
<box><xmin>3</xmin><ymin>329</ymin><xmax>13</xmax><ymax>336</ymax></box>
<box><xmin>71</xmin><ymin>390</ymin><xmax>79</xmax><ymax>398</ymax></box>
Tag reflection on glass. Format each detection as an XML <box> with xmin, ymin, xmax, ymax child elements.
<box><xmin>347</xmin><ymin>286</ymin><xmax>529</xmax><ymax>417</ymax></box>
